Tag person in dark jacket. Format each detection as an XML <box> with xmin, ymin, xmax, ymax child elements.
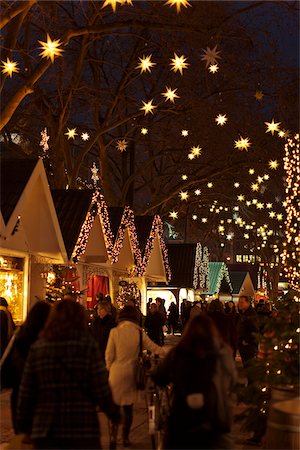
<box><xmin>91</xmin><ymin>301</ymin><xmax>116</xmax><ymax>358</ymax></box>
<box><xmin>207</xmin><ymin>299</ymin><xmax>237</xmax><ymax>357</ymax></box>
<box><xmin>10</xmin><ymin>300</ymin><xmax>51</xmax><ymax>433</ymax></box>
<box><xmin>151</xmin><ymin>314</ymin><xmax>236</xmax><ymax>449</ymax></box>
<box><xmin>237</xmin><ymin>296</ymin><xmax>259</xmax><ymax>368</ymax></box>
<box><xmin>144</xmin><ymin>303</ymin><xmax>165</xmax><ymax>345</ymax></box>
<box><xmin>0</xmin><ymin>297</ymin><xmax>16</xmax><ymax>358</ymax></box>
<box><xmin>16</xmin><ymin>300</ymin><xmax>120</xmax><ymax>450</ymax></box>
<box><xmin>168</xmin><ymin>302</ymin><xmax>179</xmax><ymax>334</ymax></box>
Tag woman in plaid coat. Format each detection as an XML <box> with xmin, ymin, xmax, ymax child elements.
<box><xmin>17</xmin><ymin>300</ymin><xmax>120</xmax><ymax>450</ymax></box>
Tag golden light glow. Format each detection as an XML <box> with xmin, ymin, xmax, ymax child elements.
<box><xmin>140</xmin><ymin>99</ymin><xmax>156</xmax><ymax>115</ymax></box>
<box><xmin>234</xmin><ymin>182</ymin><xmax>240</xmax><ymax>188</ymax></box>
<box><xmin>38</xmin><ymin>34</ymin><xmax>63</xmax><ymax>63</ymax></box>
<box><xmin>81</xmin><ymin>132</ymin><xmax>90</xmax><ymax>141</ymax></box>
<box><xmin>116</xmin><ymin>139</ymin><xmax>128</xmax><ymax>152</ymax></box>
<box><xmin>257</xmin><ymin>176</ymin><xmax>264</xmax><ymax>184</ymax></box>
<box><xmin>237</xmin><ymin>194</ymin><xmax>245</xmax><ymax>201</ymax></box>
<box><xmin>181</xmin><ymin>174</ymin><xmax>188</xmax><ymax>180</ymax></box>
<box><xmin>201</xmin><ymin>218</ymin><xmax>208</xmax><ymax>223</ymax></box>
<box><xmin>101</xmin><ymin>0</ymin><xmax>132</xmax><ymax>12</ymax></box>
<box><xmin>169</xmin><ymin>210</ymin><xmax>178</xmax><ymax>219</ymax></box>
<box><xmin>179</xmin><ymin>191</ymin><xmax>189</xmax><ymax>200</ymax></box>
<box><xmin>208</xmin><ymin>64</ymin><xmax>219</xmax><ymax>73</ymax></box>
<box><xmin>234</xmin><ymin>136</ymin><xmax>251</xmax><ymax>151</ymax></box>
<box><xmin>181</xmin><ymin>129</ymin><xmax>189</xmax><ymax>137</ymax></box>
<box><xmin>201</xmin><ymin>45</ymin><xmax>221</xmax><ymax>67</ymax></box>
<box><xmin>1</xmin><ymin>58</ymin><xmax>19</xmax><ymax>77</ymax></box>
<box><xmin>65</xmin><ymin>128</ymin><xmax>77</xmax><ymax>139</ymax></box>
<box><xmin>192</xmin><ymin>215</ymin><xmax>198</xmax><ymax>220</ymax></box>
<box><xmin>191</xmin><ymin>146</ymin><xmax>202</xmax><ymax>156</ymax></box>
<box><xmin>141</xmin><ymin>128</ymin><xmax>148</xmax><ymax>135</ymax></box>
<box><xmin>277</xmin><ymin>213</ymin><xmax>283</xmax><ymax>221</ymax></box>
<box><xmin>218</xmin><ymin>225</ymin><xmax>224</xmax><ymax>233</ymax></box>
<box><xmin>162</xmin><ymin>86</ymin><xmax>179</xmax><ymax>103</ymax></box>
<box><xmin>136</xmin><ymin>55</ymin><xmax>156</xmax><ymax>73</ymax></box>
<box><xmin>207</xmin><ymin>182</ymin><xmax>213</xmax><ymax>188</ymax></box>
<box><xmin>165</xmin><ymin>0</ymin><xmax>191</xmax><ymax>13</ymax></box>
<box><xmin>194</xmin><ymin>189</ymin><xmax>201</xmax><ymax>196</ymax></box>
<box><xmin>188</xmin><ymin>153</ymin><xmax>195</xmax><ymax>160</ymax></box>
<box><xmin>170</xmin><ymin>53</ymin><xmax>189</xmax><ymax>75</ymax></box>
<box><xmin>265</xmin><ymin>119</ymin><xmax>281</xmax><ymax>136</ymax></box>
<box><xmin>249</xmin><ymin>168</ymin><xmax>255</xmax><ymax>175</ymax></box>
<box><xmin>215</xmin><ymin>114</ymin><xmax>227</xmax><ymax>126</ymax></box>
<box><xmin>251</xmin><ymin>183</ymin><xmax>259</xmax><ymax>191</ymax></box>
<box><xmin>269</xmin><ymin>211</ymin><xmax>276</xmax><ymax>218</ymax></box>
<box><xmin>257</xmin><ymin>202</ymin><xmax>264</xmax><ymax>210</ymax></box>
<box><xmin>269</xmin><ymin>160</ymin><xmax>279</xmax><ymax>169</ymax></box>
<box><xmin>255</xmin><ymin>90</ymin><xmax>264</xmax><ymax>101</ymax></box>
<box><xmin>266</xmin><ymin>203</ymin><xmax>272</xmax><ymax>209</ymax></box>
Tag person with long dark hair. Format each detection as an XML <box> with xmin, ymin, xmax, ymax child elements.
<box><xmin>17</xmin><ymin>300</ymin><xmax>120</xmax><ymax>449</ymax></box>
<box><xmin>151</xmin><ymin>314</ymin><xmax>236</xmax><ymax>449</ymax></box>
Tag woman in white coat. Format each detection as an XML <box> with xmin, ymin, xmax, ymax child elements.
<box><xmin>105</xmin><ymin>305</ymin><xmax>166</xmax><ymax>448</ymax></box>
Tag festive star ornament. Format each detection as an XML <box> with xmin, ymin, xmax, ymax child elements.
<box><xmin>162</xmin><ymin>86</ymin><xmax>179</xmax><ymax>103</ymax></box>
<box><xmin>237</xmin><ymin>195</ymin><xmax>245</xmax><ymax>201</ymax></box>
<box><xmin>269</xmin><ymin>211</ymin><xmax>276</xmax><ymax>218</ymax></box>
<box><xmin>218</xmin><ymin>225</ymin><xmax>224</xmax><ymax>233</ymax></box>
<box><xmin>208</xmin><ymin>64</ymin><xmax>219</xmax><ymax>73</ymax></box>
<box><xmin>201</xmin><ymin>45</ymin><xmax>221</xmax><ymax>68</ymax></box>
<box><xmin>116</xmin><ymin>139</ymin><xmax>128</xmax><ymax>152</ymax></box>
<box><xmin>38</xmin><ymin>34</ymin><xmax>63</xmax><ymax>63</ymax></box>
<box><xmin>257</xmin><ymin>176</ymin><xmax>264</xmax><ymax>184</ymax></box>
<box><xmin>165</xmin><ymin>0</ymin><xmax>191</xmax><ymax>13</ymax></box>
<box><xmin>181</xmin><ymin>129</ymin><xmax>189</xmax><ymax>137</ymax></box>
<box><xmin>81</xmin><ymin>132</ymin><xmax>90</xmax><ymax>141</ymax></box>
<box><xmin>201</xmin><ymin>218</ymin><xmax>208</xmax><ymax>223</ymax></box>
<box><xmin>252</xmin><ymin>199</ymin><xmax>258</xmax><ymax>204</ymax></box>
<box><xmin>278</xmin><ymin>129</ymin><xmax>289</xmax><ymax>138</ymax></box>
<box><xmin>191</xmin><ymin>146</ymin><xmax>202</xmax><ymax>156</ymax></box>
<box><xmin>263</xmin><ymin>174</ymin><xmax>269</xmax><ymax>180</ymax></box>
<box><xmin>244</xmin><ymin>233</ymin><xmax>249</xmax><ymax>239</ymax></box>
<box><xmin>1</xmin><ymin>58</ymin><xmax>19</xmax><ymax>77</ymax></box>
<box><xmin>194</xmin><ymin>189</ymin><xmax>201</xmax><ymax>195</ymax></box>
<box><xmin>65</xmin><ymin>128</ymin><xmax>77</xmax><ymax>139</ymax></box>
<box><xmin>181</xmin><ymin>174</ymin><xmax>188</xmax><ymax>180</ymax></box>
<box><xmin>136</xmin><ymin>55</ymin><xmax>156</xmax><ymax>73</ymax></box>
<box><xmin>246</xmin><ymin>201</ymin><xmax>251</xmax><ymax>206</ymax></box>
<box><xmin>179</xmin><ymin>191</ymin><xmax>189</xmax><ymax>200</ymax></box>
<box><xmin>234</xmin><ymin>182</ymin><xmax>240</xmax><ymax>188</ymax></box>
<box><xmin>277</xmin><ymin>213</ymin><xmax>283</xmax><ymax>221</ymax></box>
<box><xmin>170</xmin><ymin>53</ymin><xmax>189</xmax><ymax>75</ymax></box>
<box><xmin>265</xmin><ymin>119</ymin><xmax>281</xmax><ymax>135</ymax></box>
<box><xmin>188</xmin><ymin>153</ymin><xmax>195</xmax><ymax>160</ymax></box>
<box><xmin>169</xmin><ymin>211</ymin><xmax>178</xmax><ymax>219</ymax></box>
<box><xmin>249</xmin><ymin>168</ymin><xmax>255</xmax><ymax>175</ymax></box>
<box><xmin>91</xmin><ymin>162</ymin><xmax>99</xmax><ymax>185</ymax></box>
<box><xmin>266</xmin><ymin>203</ymin><xmax>273</xmax><ymax>209</ymax></box>
<box><xmin>192</xmin><ymin>215</ymin><xmax>198</xmax><ymax>220</ymax></box>
<box><xmin>269</xmin><ymin>160</ymin><xmax>279</xmax><ymax>169</ymax></box>
<box><xmin>141</xmin><ymin>128</ymin><xmax>148</xmax><ymax>135</ymax></box>
<box><xmin>101</xmin><ymin>0</ymin><xmax>131</xmax><ymax>12</ymax></box>
<box><xmin>226</xmin><ymin>233</ymin><xmax>233</xmax><ymax>240</ymax></box>
<box><xmin>234</xmin><ymin>136</ymin><xmax>251</xmax><ymax>151</ymax></box>
<box><xmin>255</xmin><ymin>90</ymin><xmax>264</xmax><ymax>101</ymax></box>
<box><xmin>140</xmin><ymin>99</ymin><xmax>156</xmax><ymax>115</ymax></box>
<box><xmin>215</xmin><ymin>114</ymin><xmax>227</xmax><ymax>126</ymax></box>
<box><xmin>207</xmin><ymin>182</ymin><xmax>213</xmax><ymax>188</ymax></box>
<box><xmin>251</xmin><ymin>183</ymin><xmax>259</xmax><ymax>192</ymax></box>
<box><xmin>257</xmin><ymin>202</ymin><xmax>264</xmax><ymax>210</ymax></box>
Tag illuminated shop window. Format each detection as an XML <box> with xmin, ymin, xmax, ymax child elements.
<box><xmin>0</xmin><ymin>256</ymin><xmax>24</xmax><ymax>324</ymax></box>
<box><xmin>236</xmin><ymin>255</ymin><xmax>242</xmax><ymax>262</ymax></box>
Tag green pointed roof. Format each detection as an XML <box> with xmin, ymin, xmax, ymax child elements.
<box><xmin>203</xmin><ymin>262</ymin><xmax>233</xmax><ymax>295</ymax></box>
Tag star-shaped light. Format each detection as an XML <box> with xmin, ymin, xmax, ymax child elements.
<box><xmin>170</xmin><ymin>53</ymin><xmax>189</xmax><ymax>75</ymax></box>
<box><xmin>266</xmin><ymin>203</ymin><xmax>272</xmax><ymax>209</ymax></box>
<box><xmin>226</xmin><ymin>233</ymin><xmax>233</xmax><ymax>240</ymax></box>
<box><xmin>244</xmin><ymin>234</ymin><xmax>250</xmax><ymax>239</ymax></box>
<box><xmin>249</xmin><ymin>168</ymin><xmax>255</xmax><ymax>175</ymax></box>
<box><xmin>218</xmin><ymin>225</ymin><xmax>224</xmax><ymax>233</ymax></box>
<box><xmin>169</xmin><ymin>211</ymin><xmax>178</xmax><ymax>219</ymax></box>
<box><xmin>188</xmin><ymin>153</ymin><xmax>195</xmax><ymax>160</ymax></box>
<box><xmin>251</xmin><ymin>183</ymin><xmax>259</xmax><ymax>191</ymax></box>
<box><xmin>38</xmin><ymin>34</ymin><xmax>63</xmax><ymax>63</ymax></box>
<box><xmin>101</xmin><ymin>0</ymin><xmax>131</xmax><ymax>12</ymax></box>
<box><xmin>164</xmin><ymin>0</ymin><xmax>191</xmax><ymax>13</ymax></box>
<box><xmin>237</xmin><ymin>194</ymin><xmax>245</xmax><ymax>201</ymax></box>
<box><xmin>277</xmin><ymin>214</ymin><xmax>283</xmax><ymax>221</ymax></box>
<box><xmin>257</xmin><ymin>202</ymin><xmax>264</xmax><ymax>210</ymax></box>
<box><xmin>208</xmin><ymin>64</ymin><xmax>219</xmax><ymax>73</ymax></box>
<box><xmin>1</xmin><ymin>58</ymin><xmax>19</xmax><ymax>77</ymax></box>
<box><xmin>278</xmin><ymin>129</ymin><xmax>289</xmax><ymax>139</ymax></box>
<box><xmin>141</xmin><ymin>128</ymin><xmax>148</xmax><ymax>135</ymax></box>
<box><xmin>201</xmin><ymin>45</ymin><xmax>221</xmax><ymax>67</ymax></box>
<box><xmin>269</xmin><ymin>211</ymin><xmax>276</xmax><ymax>218</ymax></box>
<box><xmin>81</xmin><ymin>132</ymin><xmax>90</xmax><ymax>141</ymax></box>
<box><xmin>181</xmin><ymin>129</ymin><xmax>189</xmax><ymax>137</ymax></box>
<box><xmin>269</xmin><ymin>160</ymin><xmax>279</xmax><ymax>170</ymax></box>
<box><xmin>215</xmin><ymin>114</ymin><xmax>227</xmax><ymax>126</ymax></box>
<box><xmin>255</xmin><ymin>90</ymin><xmax>264</xmax><ymax>101</ymax></box>
<box><xmin>182</xmin><ymin>174</ymin><xmax>188</xmax><ymax>180</ymax></box>
<box><xmin>136</xmin><ymin>55</ymin><xmax>156</xmax><ymax>73</ymax></box>
<box><xmin>263</xmin><ymin>174</ymin><xmax>269</xmax><ymax>180</ymax></box>
<box><xmin>140</xmin><ymin>99</ymin><xmax>156</xmax><ymax>115</ymax></box>
<box><xmin>116</xmin><ymin>139</ymin><xmax>128</xmax><ymax>152</ymax></box>
<box><xmin>265</xmin><ymin>119</ymin><xmax>281</xmax><ymax>136</ymax></box>
<box><xmin>191</xmin><ymin>146</ymin><xmax>202</xmax><ymax>156</ymax></box>
<box><xmin>207</xmin><ymin>182</ymin><xmax>213</xmax><ymax>188</ymax></box>
<box><xmin>252</xmin><ymin>199</ymin><xmax>258</xmax><ymax>204</ymax></box>
<box><xmin>201</xmin><ymin>218</ymin><xmax>208</xmax><ymax>223</ymax></box>
<box><xmin>65</xmin><ymin>128</ymin><xmax>77</xmax><ymax>139</ymax></box>
<box><xmin>179</xmin><ymin>191</ymin><xmax>189</xmax><ymax>201</ymax></box>
<box><xmin>234</xmin><ymin>136</ymin><xmax>251</xmax><ymax>151</ymax></box>
<box><xmin>234</xmin><ymin>182</ymin><xmax>240</xmax><ymax>188</ymax></box>
<box><xmin>257</xmin><ymin>176</ymin><xmax>264</xmax><ymax>184</ymax></box>
<box><xmin>162</xmin><ymin>86</ymin><xmax>179</xmax><ymax>103</ymax></box>
<box><xmin>246</xmin><ymin>201</ymin><xmax>251</xmax><ymax>206</ymax></box>
<box><xmin>194</xmin><ymin>189</ymin><xmax>201</xmax><ymax>196</ymax></box>
<box><xmin>192</xmin><ymin>215</ymin><xmax>198</xmax><ymax>220</ymax></box>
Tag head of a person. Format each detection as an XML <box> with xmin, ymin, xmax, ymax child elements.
<box><xmin>127</xmin><ymin>297</ymin><xmax>136</xmax><ymax>307</ymax></box>
<box><xmin>156</xmin><ymin>297</ymin><xmax>162</xmax><ymax>306</ymax></box>
<box><xmin>0</xmin><ymin>297</ymin><xmax>8</xmax><ymax>307</ymax></box>
<box><xmin>97</xmin><ymin>301</ymin><xmax>111</xmax><ymax>319</ymax></box>
<box><xmin>41</xmin><ymin>300</ymin><xmax>88</xmax><ymax>341</ymax></box>
<box><xmin>96</xmin><ymin>293</ymin><xmax>104</xmax><ymax>303</ymax></box>
<box><xmin>228</xmin><ymin>300</ymin><xmax>235</xmax><ymax>308</ymax></box>
<box><xmin>238</xmin><ymin>295</ymin><xmax>251</xmax><ymax>312</ymax></box>
<box><xmin>18</xmin><ymin>300</ymin><xmax>51</xmax><ymax>346</ymax></box>
<box><xmin>208</xmin><ymin>299</ymin><xmax>224</xmax><ymax>313</ymax></box>
<box><xmin>179</xmin><ymin>314</ymin><xmax>220</xmax><ymax>358</ymax></box>
<box><xmin>118</xmin><ymin>305</ymin><xmax>140</xmax><ymax>325</ymax></box>
<box><xmin>104</xmin><ymin>295</ymin><xmax>112</xmax><ymax>304</ymax></box>
<box><xmin>150</xmin><ymin>303</ymin><xmax>158</xmax><ymax>314</ymax></box>
<box><xmin>62</xmin><ymin>291</ymin><xmax>78</xmax><ymax>302</ymax></box>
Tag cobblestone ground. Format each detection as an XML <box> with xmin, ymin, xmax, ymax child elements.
<box><xmin>0</xmin><ymin>335</ymin><xmax>261</xmax><ymax>450</ymax></box>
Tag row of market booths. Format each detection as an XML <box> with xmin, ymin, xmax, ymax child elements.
<box><xmin>0</xmin><ymin>159</ymin><xmax>171</xmax><ymax>323</ymax></box>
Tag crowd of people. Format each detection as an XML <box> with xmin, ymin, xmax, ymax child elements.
<box><xmin>0</xmin><ymin>292</ymin><xmax>271</xmax><ymax>450</ymax></box>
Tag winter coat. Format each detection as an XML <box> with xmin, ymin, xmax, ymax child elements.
<box><xmin>0</xmin><ymin>306</ymin><xmax>15</xmax><ymax>357</ymax></box>
<box><xmin>105</xmin><ymin>320</ymin><xmax>166</xmax><ymax>405</ymax></box>
<box><xmin>17</xmin><ymin>330</ymin><xmax>118</xmax><ymax>442</ymax></box>
<box><xmin>91</xmin><ymin>314</ymin><xmax>116</xmax><ymax>358</ymax></box>
<box><xmin>237</xmin><ymin>306</ymin><xmax>259</xmax><ymax>349</ymax></box>
<box><xmin>151</xmin><ymin>340</ymin><xmax>236</xmax><ymax>449</ymax></box>
<box><xmin>144</xmin><ymin>311</ymin><xmax>165</xmax><ymax>345</ymax></box>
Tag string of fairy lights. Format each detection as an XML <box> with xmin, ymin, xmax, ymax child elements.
<box><xmin>281</xmin><ymin>134</ymin><xmax>300</xmax><ymax>291</ymax></box>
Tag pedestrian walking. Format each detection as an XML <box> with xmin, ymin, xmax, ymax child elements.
<box><xmin>144</xmin><ymin>303</ymin><xmax>165</xmax><ymax>345</ymax></box>
<box><xmin>237</xmin><ymin>295</ymin><xmax>259</xmax><ymax>371</ymax></box>
<box><xmin>105</xmin><ymin>305</ymin><xmax>166</xmax><ymax>448</ymax></box>
<box><xmin>167</xmin><ymin>302</ymin><xmax>179</xmax><ymax>334</ymax></box>
<box><xmin>17</xmin><ymin>300</ymin><xmax>120</xmax><ymax>450</ymax></box>
<box><xmin>91</xmin><ymin>300</ymin><xmax>117</xmax><ymax>358</ymax></box>
<box><xmin>0</xmin><ymin>297</ymin><xmax>16</xmax><ymax>358</ymax></box>
<box><xmin>151</xmin><ymin>314</ymin><xmax>236</xmax><ymax>449</ymax></box>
